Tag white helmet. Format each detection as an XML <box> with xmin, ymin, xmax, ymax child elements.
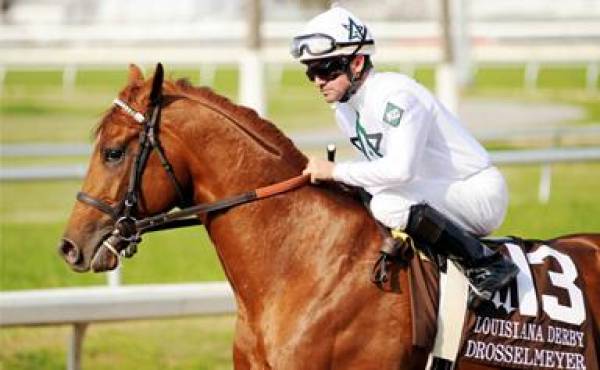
<box><xmin>291</xmin><ymin>6</ymin><xmax>375</xmax><ymax>62</ymax></box>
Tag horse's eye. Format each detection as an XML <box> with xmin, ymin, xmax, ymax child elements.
<box><xmin>103</xmin><ymin>148</ymin><xmax>125</xmax><ymax>163</ymax></box>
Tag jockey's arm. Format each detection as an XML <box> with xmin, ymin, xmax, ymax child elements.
<box><xmin>332</xmin><ymin>93</ymin><xmax>432</xmax><ymax>187</ymax></box>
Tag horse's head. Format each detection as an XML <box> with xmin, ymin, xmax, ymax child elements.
<box><xmin>59</xmin><ymin>63</ymin><xmax>309</xmax><ymax>273</ymax></box>
<box><xmin>58</xmin><ymin>64</ymin><xmax>191</xmax><ymax>272</ymax></box>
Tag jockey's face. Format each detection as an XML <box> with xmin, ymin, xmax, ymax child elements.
<box><xmin>306</xmin><ymin>56</ymin><xmax>365</xmax><ymax>104</ymax></box>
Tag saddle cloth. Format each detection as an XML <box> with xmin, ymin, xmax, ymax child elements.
<box><xmin>408</xmin><ymin>238</ymin><xmax>599</xmax><ymax>370</ymax></box>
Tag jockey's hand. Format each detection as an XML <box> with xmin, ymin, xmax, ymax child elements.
<box><xmin>302</xmin><ymin>156</ymin><xmax>335</xmax><ymax>184</ymax></box>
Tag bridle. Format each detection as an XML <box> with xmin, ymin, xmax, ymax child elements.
<box><xmin>76</xmin><ymin>63</ymin><xmax>309</xmax><ymax>265</ymax></box>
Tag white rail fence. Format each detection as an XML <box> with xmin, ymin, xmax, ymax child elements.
<box><xmin>2</xmin><ymin>130</ymin><xmax>600</xmax><ymax>204</ymax></box>
<box><xmin>4</xmin><ymin>146</ymin><xmax>600</xmax><ymax>203</ymax></box>
<box><xmin>1</xmin><ymin>20</ymin><xmax>599</xmax><ymax>94</ymax></box>
<box><xmin>1</xmin><ymin>47</ymin><xmax>598</xmax><ymax>94</ymax></box>
<box><xmin>0</xmin><ymin>283</ymin><xmax>236</xmax><ymax>370</ymax></box>
<box><xmin>3</xmin><ymin>125</ymin><xmax>600</xmax><ymax>158</ymax></box>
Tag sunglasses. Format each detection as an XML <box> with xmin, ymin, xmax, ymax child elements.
<box><xmin>305</xmin><ymin>58</ymin><xmax>350</xmax><ymax>82</ymax></box>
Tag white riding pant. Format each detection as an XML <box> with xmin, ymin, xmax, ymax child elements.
<box><xmin>369</xmin><ymin>166</ymin><xmax>508</xmax><ymax>236</ymax></box>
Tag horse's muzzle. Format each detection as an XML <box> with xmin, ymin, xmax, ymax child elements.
<box><xmin>90</xmin><ymin>243</ymin><xmax>119</xmax><ymax>272</ymax></box>
<box><xmin>58</xmin><ymin>238</ymin><xmax>87</xmax><ymax>272</ymax></box>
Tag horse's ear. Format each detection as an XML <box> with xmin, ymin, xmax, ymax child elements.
<box><xmin>149</xmin><ymin>63</ymin><xmax>164</xmax><ymax>106</ymax></box>
<box><xmin>127</xmin><ymin>64</ymin><xmax>144</xmax><ymax>85</ymax></box>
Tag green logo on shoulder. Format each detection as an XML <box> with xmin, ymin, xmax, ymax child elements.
<box><xmin>383</xmin><ymin>102</ymin><xmax>404</xmax><ymax>127</ymax></box>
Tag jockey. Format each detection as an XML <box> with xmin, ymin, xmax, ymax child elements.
<box><xmin>291</xmin><ymin>6</ymin><xmax>519</xmax><ymax>302</ymax></box>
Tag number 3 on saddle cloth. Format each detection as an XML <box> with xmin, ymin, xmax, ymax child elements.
<box><xmin>395</xmin><ymin>236</ymin><xmax>599</xmax><ymax>370</ymax></box>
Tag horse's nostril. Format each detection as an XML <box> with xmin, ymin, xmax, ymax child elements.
<box><xmin>59</xmin><ymin>238</ymin><xmax>81</xmax><ymax>265</ymax></box>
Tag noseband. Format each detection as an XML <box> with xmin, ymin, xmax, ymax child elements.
<box><xmin>75</xmin><ymin>63</ymin><xmax>310</xmax><ymax>266</ymax></box>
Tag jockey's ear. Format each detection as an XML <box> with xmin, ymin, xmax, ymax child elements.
<box><xmin>350</xmin><ymin>55</ymin><xmax>366</xmax><ymax>75</ymax></box>
<box><xmin>127</xmin><ymin>64</ymin><xmax>144</xmax><ymax>85</ymax></box>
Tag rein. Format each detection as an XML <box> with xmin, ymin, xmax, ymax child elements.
<box><xmin>76</xmin><ymin>63</ymin><xmax>309</xmax><ymax>262</ymax></box>
<box><xmin>136</xmin><ymin>174</ymin><xmax>310</xmax><ymax>233</ymax></box>
<box><xmin>88</xmin><ymin>171</ymin><xmax>309</xmax><ymax>261</ymax></box>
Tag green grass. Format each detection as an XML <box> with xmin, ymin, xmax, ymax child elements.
<box><xmin>268</xmin><ymin>68</ymin><xmax>332</xmax><ymax>132</ymax></box>
<box><xmin>537</xmin><ymin>66</ymin><xmax>588</xmax><ymax>90</ymax></box>
<box><xmin>473</xmin><ymin>64</ymin><xmax>600</xmax><ymax>91</ymax></box>
<box><xmin>474</xmin><ymin>66</ymin><xmax>526</xmax><ymax>90</ymax></box>
<box><xmin>497</xmin><ymin>164</ymin><xmax>600</xmax><ymax>237</ymax></box>
<box><xmin>0</xmin><ymin>316</ymin><xmax>235</xmax><ymax>370</ymax></box>
<box><xmin>4</xmin><ymin>70</ymin><xmax>64</xmax><ymax>88</ymax></box>
<box><xmin>413</xmin><ymin>66</ymin><xmax>436</xmax><ymax>89</ymax></box>
<box><xmin>1</xmin><ymin>156</ymin><xmax>90</xmax><ymax>167</ymax></box>
<box><xmin>0</xmin><ymin>181</ymin><xmax>225</xmax><ymax>290</ymax></box>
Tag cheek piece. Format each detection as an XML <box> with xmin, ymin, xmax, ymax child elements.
<box><xmin>338</xmin><ymin>27</ymin><xmax>369</xmax><ymax>103</ymax></box>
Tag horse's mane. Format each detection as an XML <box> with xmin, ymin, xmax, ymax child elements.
<box><xmin>169</xmin><ymin>78</ymin><xmax>307</xmax><ymax>169</ymax></box>
<box><xmin>94</xmin><ymin>70</ymin><xmax>367</xmax><ymax>225</ymax></box>
<box><xmin>96</xmin><ymin>76</ymin><xmax>307</xmax><ymax>171</ymax></box>
<box><xmin>166</xmin><ymin>80</ymin><xmax>365</xmax><ymax>205</ymax></box>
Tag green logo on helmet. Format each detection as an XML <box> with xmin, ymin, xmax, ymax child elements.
<box><xmin>383</xmin><ymin>102</ymin><xmax>404</xmax><ymax>127</ymax></box>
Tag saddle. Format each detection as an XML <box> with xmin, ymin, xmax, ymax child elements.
<box><xmin>375</xmin><ymin>234</ymin><xmax>599</xmax><ymax>370</ymax></box>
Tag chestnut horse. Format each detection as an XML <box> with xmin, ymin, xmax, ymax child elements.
<box><xmin>59</xmin><ymin>64</ymin><xmax>600</xmax><ymax>369</ymax></box>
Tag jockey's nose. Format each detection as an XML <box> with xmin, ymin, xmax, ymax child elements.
<box><xmin>314</xmin><ymin>76</ymin><xmax>328</xmax><ymax>88</ymax></box>
<box><xmin>58</xmin><ymin>238</ymin><xmax>82</xmax><ymax>266</ymax></box>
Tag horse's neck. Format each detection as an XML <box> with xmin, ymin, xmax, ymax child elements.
<box><xmin>180</xmin><ymin>112</ymin><xmax>302</xmax><ymax>202</ymax></box>
<box><xmin>174</xmin><ymin>102</ymin><xmax>382</xmax><ymax>311</ymax></box>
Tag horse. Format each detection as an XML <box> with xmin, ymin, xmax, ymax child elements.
<box><xmin>58</xmin><ymin>64</ymin><xmax>600</xmax><ymax>369</ymax></box>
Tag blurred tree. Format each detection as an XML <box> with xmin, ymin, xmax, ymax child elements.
<box><xmin>248</xmin><ymin>0</ymin><xmax>261</xmax><ymax>49</ymax></box>
<box><xmin>299</xmin><ymin>0</ymin><xmax>331</xmax><ymax>10</ymax></box>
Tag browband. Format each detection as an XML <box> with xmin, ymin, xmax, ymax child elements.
<box><xmin>113</xmin><ymin>98</ymin><xmax>146</xmax><ymax>123</ymax></box>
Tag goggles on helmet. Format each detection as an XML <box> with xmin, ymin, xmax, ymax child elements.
<box><xmin>291</xmin><ymin>33</ymin><xmax>336</xmax><ymax>59</ymax></box>
<box><xmin>291</xmin><ymin>32</ymin><xmax>374</xmax><ymax>60</ymax></box>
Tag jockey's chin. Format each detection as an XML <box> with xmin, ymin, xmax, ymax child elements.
<box><xmin>316</xmin><ymin>76</ymin><xmax>351</xmax><ymax>104</ymax></box>
<box><xmin>320</xmin><ymin>85</ymin><xmax>348</xmax><ymax>104</ymax></box>
<box><xmin>321</xmin><ymin>90</ymin><xmax>341</xmax><ymax>104</ymax></box>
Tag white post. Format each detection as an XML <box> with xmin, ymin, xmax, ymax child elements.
<box><xmin>63</xmin><ymin>65</ymin><xmax>77</xmax><ymax>95</ymax></box>
<box><xmin>452</xmin><ymin>0</ymin><xmax>472</xmax><ymax>87</ymax></box>
<box><xmin>436</xmin><ymin>63</ymin><xmax>458</xmax><ymax>114</ymax></box>
<box><xmin>238</xmin><ymin>50</ymin><xmax>266</xmax><ymax>117</ymax></box>
<box><xmin>67</xmin><ymin>323</ymin><xmax>88</xmax><ymax>370</ymax></box>
<box><xmin>239</xmin><ymin>0</ymin><xmax>266</xmax><ymax>117</ymax></box>
<box><xmin>538</xmin><ymin>164</ymin><xmax>552</xmax><ymax>204</ymax></box>
<box><xmin>107</xmin><ymin>265</ymin><xmax>121</xmax><ymax>287</ymax></box>
<box><xmin>437</xmin><ymin>0</ymin><xmax>459</xmax><ymax>115</ymax></box>
<box><xmin>586</xmin><ymin>63</ymin><xmax>598</xmax><ymax>92</ymax></box>
<box><xmin>525</xmin><ymin>62</ymin><xmax>539</xmax><ymax>91</ymax></box>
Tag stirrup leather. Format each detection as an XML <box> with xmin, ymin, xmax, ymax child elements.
<box><xmin>392</xmin><ymin>229</ymin><xmax>432</xmax><ymax>261</ymax></box>
<box><xmin>371</xmin><ymin>230</ymin><xmax>415</xmax><ymax>284</ymax></box>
